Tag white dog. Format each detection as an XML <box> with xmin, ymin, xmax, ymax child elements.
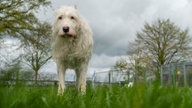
<box><xmin>51</xmin><ymin>5</ymin><xmax>93</xmax><ymax>94</ymax></box>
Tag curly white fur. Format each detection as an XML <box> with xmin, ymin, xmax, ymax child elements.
<box><xmin>51</xmin><ymin>6</ymin><xmax>93</xmax><ymax>94</ymax></box>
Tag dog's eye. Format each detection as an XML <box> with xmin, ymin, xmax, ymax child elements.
<box><xmin>70</xmin><ymin>16</ymin><xmax>75</xmax><ymax>20</ymax></box>
<box><xmin>58</xmin><ymin>16</ymin><xmax>62</xmax><ymax>20</ymax></box>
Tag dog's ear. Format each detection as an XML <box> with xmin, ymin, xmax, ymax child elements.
<box><xmin>73</xmin><ymin>5</ymin><xmax>77</xmax><ymax>9</ymax></box>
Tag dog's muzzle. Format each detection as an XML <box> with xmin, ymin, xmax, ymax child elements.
<box><xmin>63</xmin><ymin>26</ymin><xmax>69</xmax><ymax>33</ymax></box>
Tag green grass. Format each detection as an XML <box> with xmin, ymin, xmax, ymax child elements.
<box><xmin>1</xmin><ymin>84</ymin><xmax>192</xmax><ymax>108</ymax></box>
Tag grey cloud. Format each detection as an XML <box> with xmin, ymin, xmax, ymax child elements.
<box><xmin>89</xmin><ymin>54</ymin><xmax>121</xmax><ymax>68</ymax></box>
<box><xmin>92</xmin><ymin>27</ymin><xmax>130</xmax><ymax>56</ymax></box>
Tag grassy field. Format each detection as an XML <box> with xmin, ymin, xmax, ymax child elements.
<box><xmin>1</xmin><ymin>84</ymin><xmax>192</xmax><ymax>108</ymax></box>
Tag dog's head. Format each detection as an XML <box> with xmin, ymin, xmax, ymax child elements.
<box><xmin>53</xmin><ymin>5</ymin><xmax>80</xmax><ymax>38</ymax></box>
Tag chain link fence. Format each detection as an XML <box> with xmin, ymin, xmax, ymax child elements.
<box><xmin>161</xmin><ymin>62</ymin><xmax>192</xmax><ymax>87</ymax></box>
<box><xmin>92</xmin><ymin>69</ymin><xmax>134</xmax><ymax>86</ymax></box>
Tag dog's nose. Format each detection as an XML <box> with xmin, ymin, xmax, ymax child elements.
<box><xmin>63</xmin><ymin>26</ymin><xmax>69</xmax><ymax>33</ymax></box>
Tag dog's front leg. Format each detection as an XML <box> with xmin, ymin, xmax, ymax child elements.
<box><xmin>57</xmin><ymin>62</ymin><xmax>66</xmax><ymax>95</ymax></box>
<box><xmin>75</xmin><ymin>63</ymin><xmax>88</xmax><ymax>94</ymax></box>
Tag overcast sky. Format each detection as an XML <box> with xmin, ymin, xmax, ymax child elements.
<box><xmin>34</xmin><ymin>0</ymin><xmax>192</xmax><ymax>76</ymax></box>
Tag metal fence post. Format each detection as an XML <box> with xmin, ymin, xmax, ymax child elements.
<box><xmin>108</xmin><ymin>71</ymin><xmax>111</xmax><ymax>84</ymax></box>
<box><xmin>92</xmin><ymin>71</ymin><xmax>96</xmax><ymax>87</ymax></box>
<box><xmin>183</xmin><ymin>64</ymin><xmax>188</xmax><ymax>87</ymax></box>
<box><xmin>168</xmin><ymin>64</ymin><xmax>172</xmax><ymax>85</ymax></box>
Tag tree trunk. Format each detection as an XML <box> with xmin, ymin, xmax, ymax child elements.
<box><xmin>34</xmin><ymin>70</ymin><xmax>38</xmax><ymax>85</ymax></box>
<box><xmin>155</xmin><ymin>65</ymin><xmax>161</xmax><ymax>82</ymax></box>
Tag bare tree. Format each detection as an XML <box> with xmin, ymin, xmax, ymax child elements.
<box><xmin>114</xmin><ymin>58</ymin><xmax>131</xmax><ymax>82</ymax></box>
<box><xmin>0</xmin><ymin>0</ymin><xmax>51</xmax><ymax>84</ymax></box>
<box><xmin>22</xmin><ymin>22</ymin><xmax>52</xmax><ymax>84</ymax></box>
<box><xmin>128</xmin><ymin>19</ymin><xmax>192</xmax><ymax>79</ymax></box>
<box><xmin>127</xmin><ymin>41</ymin><xmax>156</xmax><ymax>81</ymax></box>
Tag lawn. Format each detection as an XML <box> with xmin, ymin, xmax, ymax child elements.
<box><xmin>0</xmin><ymin>84</ymin><xmax>192</xmax><ymax>108</ymax></box>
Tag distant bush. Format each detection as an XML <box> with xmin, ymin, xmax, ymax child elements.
<box><xmin>0</xmin><ymin>64</ymin><xmax>33</xmax><ymax>86</ymax></box>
